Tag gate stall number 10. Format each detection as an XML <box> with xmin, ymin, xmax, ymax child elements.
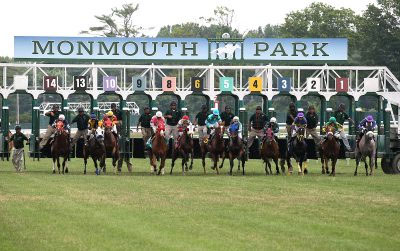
<box><xmin>103</xmin><ymin>76</ymin><xmax>118</xmax><ymax>91</ymax></box>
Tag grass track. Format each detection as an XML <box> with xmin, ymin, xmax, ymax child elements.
<box><xmin>0</xmin><ymin>155</ymin><xmax>399</xmax><ymax>251</ymax></box>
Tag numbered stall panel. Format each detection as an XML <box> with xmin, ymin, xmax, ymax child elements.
<box><xmin>219</xmin><ymin>77</ymin><xmax>234</xmax><ymax>92</ymax></box>
<box><xmin>278</xmin><ymin>77</ymin><xmax>291</xmax><ymax>92</ymax></box>
<box><xmin>307</xmin><ymin>78</ymin><xmax>321</xmax><ymax>92</ymax></box>
<box><xmin>103</xmin><ymin>76</ymin><xmax>117</xmax><ymax>91</ymax></box>
<box><xmin>162</xmin><ymin>77</ymin><xmax>176</xmax><ymax>92</ymax></box>
<box><xmin>73</xmin><ymin>76</ymin><xmax>88</xmax><ymax>91</ymax></box>
<box><xmin>364</xmin><ymin>78</ymin><xmax>380</xmax><ymax>92</ymax></box>
<box><xmin>43</xmin><ymin>76</ymin><xmax>58</xmax><ymax>92</ymax></box>
<box><xmin>132</xmin><ymin>76</ymin><xmax>146</xmax><ymax>91</ymax></box>
<box><xmin>336</xmin><ymin>78</ymin><xmax>349</xmax><ymax>92</ymax></box>
<box><xmin>248</xmin><ymin>77</ymin><xmax>262</xmax><ymax>92</ymax></box>
<box><xmin>191</xmin><ymin>77</ymin><xmax>204</xmax><ymax>92</ymax></box>
<box><xmin>13</xmin><ymin>75</ymin><xmax>28</xmax><ymax>90</ymax></box>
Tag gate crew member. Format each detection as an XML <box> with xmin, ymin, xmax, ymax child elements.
<box><xmin>247</xmin><ymin>106</ymin><xmax>268</xmax><ymax>149</ymax></box>
<box><xmin>286</xmin><ymin>102</ymin><xmax>297</xmax><ymax>137</ymax></box>
<box><xmin>70</xmin><ymin>107</ymin><xmax>90</xmax><ymax>150</ymax></box>
<box><xmin>194</xmin><ymin>105</ymin><xmax>210</xmax><ymax>141</ymax></box>
<box><xmin>305</xmin><ymin>105</ymin><xmax>320</xmax><ymax>144</ymax></box>
<box><xmin>39</xmin><ymin>104</ymin><xmax>61</xmax><ymax>150</ymax></box>
<box><xmin>111</xmin><ymin>103</ymin><xmax>123</xmax><ymax>135</ymax></box>
<box><xmin>333</xmin><ymin>103</ymin><xmax>354</xmax><ymax>151</ymax></box>
<box><xmin>220</xmin><ymin>105</ymin><xmax>235</xmax><ymax>135</ymax></box>
<box><xmin>10</xmin><ymin>125</ymin><xmax>28</xmax><ymax>172</ymax></box>
<box><xmin>164</xmin><ymin>101</ymin><xmax>182</xmax><ymax>144</ymax></box>
<box><xmin>137</xmin><ymin>107</ymin><xmax>152</xmax><ymax>147</ymax></box>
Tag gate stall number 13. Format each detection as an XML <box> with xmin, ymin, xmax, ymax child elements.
<box><xmin>73</xmin><ymin>76</ymin><xmax>88</xmax><ymax>90</ymax></box>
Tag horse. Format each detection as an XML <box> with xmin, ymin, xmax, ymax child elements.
<box><xmin>51</xmin><ymin>123</ymin><xmax>70</xmax><ymax>174</ymax></box>
<box><xmin>149</xmin><ymin>127</ymin><xmax>168</xmax><ymax>175</ymax></box>
<box><xmin>200</xmin><ymin>125</ymin><xmax>225</xmax><ymax>174</ymax></box>
<box><xmin>355</xmin><ymin>126</ymin><xmax>376</xmax><ymax>176</ymax></box>
<box><xmin>170</xmin><ymin>125</ymin><xmax>194</xmax><ymax>175</ymax></box>
<box><xmin>287</xmin><ymin>126</ymin><xmax>308</xmax><ymax>175</ymax></box>
<box><xmin>261</xmin><ymin>128</ymin><xmax>282</xmax><ymax>175</ymax></box>
<box><xmin>103</xmin><ymin>126</ymin><xmax>119</xmax><ymax>174</ymax></box>
<box><xmin>219</xmin><ymin>129</ymin><xmax>245</xmax><ymax>175</ymax></box>
<box><xmin>83</xmin><ymin>128</ymin><xmax>106</xmax><ymax>175</ymax></box>
<box><xmin>320</xmin><ymin>126</ymin><xmax>340</xmax><ymax>176</ymax></box>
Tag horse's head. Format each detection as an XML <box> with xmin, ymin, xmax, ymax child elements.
<box><xmin>296</xmin><ymin>127</ymin><xmax>305</xmax><ymax>141</ymax></box>
<box><xmin>326</xmin><ymin>126</ymin><xmax>336</xmax><ymax>140</ymax></box>
<box><xmin>215</xmin><ymin>125</ymin><xmax>224</xmax><ymax>139</ymax></box>
<box><xmin>365</xmin><ymin>130</ymin><xmax>374</xmax><ymax>142</ymax></box>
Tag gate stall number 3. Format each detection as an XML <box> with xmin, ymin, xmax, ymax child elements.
<box><xmin>103</xmin><ymin>76</ymin><xmax>118</xmax><ymax>91</ymax></box>
<box><xmin>307</xmin><ymin>78</ymin><xmax>321</xmax><ymax>92</ymax></box>
<box><xmin>248</xmin><ymin>77</ymin><xmax>262</xmax><ymax>92</ymax></box>
<box><xmin>73</xmin><ymin>76</ymin><xmax>88</xmax><ymax>91</ymax></box>
<box><xmin>43</xmin><ymin>76</ymin><xmax>58</xmax><ymax>91</ymax></box>
<box><xmin>132</xmin><ymin>76</ymin><xmax>146</xmax><ymax>91</ymax></box>
<box><xmin>278</xmin><ymin>77</ymin><xmax>291</xmax><ymax>92</ymax></box>
<box><xmin>162</xmin><ymin>77</ymin><xmax>176</xmax><ymax>92</ymax></box>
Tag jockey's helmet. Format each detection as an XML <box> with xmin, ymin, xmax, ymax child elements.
<box><xmin>233</xmin><ymin>116</ymin><xmax>239</xmax><ymax>122</ymax></box>
<box><xmin>156</xmin><ymin>111</ymin><xmax>162</xmax><ymax>118</ymax></box>
<box><xmin>58</xmin><ymin>114</ymin><xmax>65</xmax><ymax>121</ymax></box>
<box><xmin>182</xmin><ymin>115</ymin><xmax>189</xmax><ymax>121</ymax></box>
<box><xmin>212</xmin><ymin>109</ymin><xmax>219</xmax><ymax>116</ymax></box>
<box><xmin>329</xmin><ymin>117</ymin><xmax>336</xmax><ymax>123</ymax></box>
<box><xmin>15</xmin><ymin>125</ymin><xmax>21</xmax><ymax>130</ymax></box>
<box><xmin>90</xmin><ymin>113</ymin><xmax>96</xmax><ymax>119</ymax></box>
<box><xmin>366</xmin><ymin>115</ymin><xmax>374</xmax><ymax>122</ymax></box>
<box><xmin>297</xmin><ymin>112</ymin><xmax>304</xmax><ymax>118</ymax></box>
<box><xmin>106</xmin><ymin>111</ymin><xmax>113</xmax><ymax>117</ymax></box>
<box><xmin>270</xmin><ymin>117</ymin><xmax>277</xmax><ymax>123</ymax></box>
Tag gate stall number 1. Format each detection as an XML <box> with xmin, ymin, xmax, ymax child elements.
<box><xmin>103</xmin><ymin>76</ymin><xmax>118</xmax><ymax>91</ymax></box>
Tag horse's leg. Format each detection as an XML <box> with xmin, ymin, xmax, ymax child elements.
<box><xmin>219</xmin><ymin>152</ymin><xmax>225</xmax><ymax>169</ymax></box>
<box><xmin>52</xmin><ymin>157</ymin><xmax>56</xmax><ymax>174</ymax></box>
<box><xmin>330</xmin><ymin>158</ymin><xmax>336</xmax><ymax>177</ymax></box>
<box><xmin>370</xmin><ymin>154</ymin><xmax>375</xmax><ymax>176</ymax></box>
<box><xmin>268</xmin><ymin>159</ymin><xmax>273</xmax><ymax>174</ymax></box>
<box><xmin>321</xmin><ymin>154</ymin><xmax>325</xmax><ymax>174</ymax></box>
<box><xmin>183</xmin><ymin>150</ymin><xmax>189</xmax><ymax>172</ymax></box>
<box><xmin>93</xmin><ymin>157</ymin><xmax>99</xmax><ymax>175</ymax></box>
<box><xmin>241</xmin><ymin>153</ymin><xmax>245</xmax><ymax>175</ymax></box>
<box><xmin>57</xmin><ymin>157</ymin><xmax>61</xmax><ymax>174</ymax></box>
<box><xmin>364</xmin><ymin>157</ymin><xmax>369</xmax><ymax>176</ymax></box>
<box><xmin>62</xmin><ymin>157</ymin><xmax>67</xmax><ymax>174</ymax></box>
<box><xmin>181</xmin><ymin>151</ymin><xmax>186</xmax><ymax>176</ymax></box>
<box><xmin>201</xmin><ymin>151</ymin><xmax>206</xmax><ymax>174</ymax></box>
<box><xmin>229</xmin><ymin>153</ymin><xmax>233</xmax><ymax>175</ymax></box>
<box><xmin>189</xmin><ymin>149</ymin><xmax>194</xmax><ymax>170</ymax></box>
<box><xmin>170</xmin><ymin>151</ymin><xmax>176</xmax><ymax>175</ymax></box>
<box><xmin>297</xmin><ymin>159</ymin><xmax>303</xmax><ymax>175</ymax></box>
<box><xmin>264</xmin><ymin>159</ymin><xmax>269</xmax><ymax>175</ymax></box>
<box><xmin>355</xmin><ymin>154</ymin><xmax>360</xmax><ymax>176</ymax></box>
<box><xmin>274</xmin><ymin>157</ymin><xmax>280</xmax><ymax>175</ymax></box>
<box><xmin>158</xmin><ymin>156</ymin><xmax>166</xmax><ymax>175</ymax></box>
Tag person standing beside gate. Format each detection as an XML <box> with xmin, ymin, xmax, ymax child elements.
<box><xmin>286</xmin><ymin>102</ymin><xmax>297</xmax><ymax>137</ymax></box>
<box><xmin>70</xmin><ymin>107</ymin><xmax>90</xmax><ymax>150</ymax></box>
<box><xmin>305</xmin><ymin>105</ymin><xmax>320</xmax><ymax>144</ymax></box>
<box><xmin>220</xmin><ymin>105</ymin><xmax>235</xmax><ymax>133</ymax></box>
<box><xmin>39</xmin><ymin>104</ymin><xmax>61</xmax><ymax>150</ymax></box>
<box><xmin>194</xmin><ymin>105</ymin><xmax>210</xmax><ymax>142</ymax></box>
<box><xmin>137</xmin><ymin>107</ymin><xmax>152</xmax><ymax>146</ymax></box>
<box><xmin>164</xmin><ymin>101</ymin><xmax>182</xmax><ymax>144</ymax></box>
<box><xmin>111</xmin><ymin>103</ymin><xmax>123</xmax><ymax>135</ymax></box>
<box><xmin>333</xmin><ymin>103</ymin><xmax>354</xmax><ymax>151</ymax></box>
<box><xmin>10</xmin><ymin>125</ymin><xmax>28</xmax><ymax>172</ymax></box>
<box><xmin>247</xmin><ymin>106</ymin><xmax>268</xmax><ymax>150</ymax></box>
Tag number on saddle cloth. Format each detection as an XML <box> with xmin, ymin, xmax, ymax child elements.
<box><xmin>56</xmin><ymin>121</ymin><xmax>64</xmax><ymax>131</ymax></box>
<box><xmin>229</xmin><ymin>123</ymin><xmax>239</xmax><ymax>133</ymax></box>
<box><xmin>104</xmin><ymin>119</ymin><xmax>113</xmax><ymax>128</ymax></box>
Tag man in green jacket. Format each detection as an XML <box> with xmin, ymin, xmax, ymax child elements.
<box><xmin>10</xmin><ymin>125</ymin><xmax>28</xmax><ymax>172</ymax></box>
<box><xmin>70</xmin><ymin>107</ymin><xmax>90</xmax><ymax>150</ymax></box>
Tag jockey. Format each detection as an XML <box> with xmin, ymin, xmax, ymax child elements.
<box><xmin>177</xmin><ymin>115</ymin><xmax>193</xmax><ymax>136</ymax></box>
<box><xmin>88</xmin><ymin>113</ymin><xmax>101</xmax><ymax>142</ymax></box>
<box><xmin>52</xmin><ymin>114</ymin><xmax>70</xmax><ymax>134</ymax></box>
<box><xmin>150</xmin><ymin>111</ymin><xmax>166</xmax><ymax>134</ymax></box>
<box><xmin>290</xmin><ymin>112</ymin><xmax>307</xmax><ymax>140</ymax></box>
<box><xmin>228</xmin><ymin>116</ymin><xmax>242</xmax><ymax>139</ymax></box>
<box><xmin>101</xmin><ymin>111</ymin><xmax>118</xmax><ymax>137</ymax></box>
<box><xmin>322</xmin><ymin>117</ymin><xmax>342</xmax><ymax>139</ymax></box>
<box><xmin>357</xmin><ymin>115</ymin><xmax>377</xmax><ymax>143</ymax></box>
<box><xmin>206</xmin><ymin>109</ymin><xmax>222</xmax><ymax>141</ymax></box>
<box><xmin>266</xmin><ymin>117</ymin><xmax>279</xmax><ymax>140</ymax></box>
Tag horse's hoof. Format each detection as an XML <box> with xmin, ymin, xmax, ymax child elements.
<box><xmin>276</xmin><ymin>172</ymin><xmax>280</xmax><ymax>175</ymax></box>
<box><xmin>321</xmin><ymin>170</ymin><xmax>326</xmax><ymax>174</ymax></box>
<box><xmin>298</xmin><ymin>171</ymin><xmax>303</xmax><ymax>176</ymax></box>
<box><xmin>65</xmin><ymin>168</ymin><xmax>69</xmax><ymax>174</ymax></box>
<box><xmin>189</xmin><ymin>166</ymin><xmax>193</xmax><ymax>170</ymax></box>
<box><xmin>329</xmin><ymin>173</ymin><xmax>335</xmax><ymax>177</ymax></box>
<box><xmin>304</xmin><ymin>169</ymin><xmax>308</xmax><ymax>174</ymax></box>
<box><xmin>354</xmin><ymin>173</ymin><xmax>357</xmax><ymax>176</ymax></box>
<box><xmin>52</xmin><ymin>170</ymin><xmax>56</xmax><ymax>174</ymax></box>
<box><xmin>211</xmin><ymin>166</ymin><xmax>215</xmax><ymax>170</ymax></box>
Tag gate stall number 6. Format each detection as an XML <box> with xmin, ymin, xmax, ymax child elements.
<box><xmin>132</xmin><ymin>76</ymin><xmax>146</xmax><ymax>91</ymax></box>
<box><xmin>162</xmin><ymin>77</ymin><xmax>176</xmax><ymax>92</ymax></box>
<box><xmin>307</xmin><ymin>78</ymin><xmax>321</xmax><ymax>92</ymax></box>
<box><xmin>103</xmin><ymin>76</ymin><xmax>117</xmax><ymax>91</ymax></box>
<box><xmin>73</xmin><ymin>76</ymin><xmax>88</xmax><ymax>91</ymax></box>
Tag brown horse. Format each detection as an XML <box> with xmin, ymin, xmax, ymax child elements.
<box><xmin>261</xmin><ymin>128</ymin><xmax>282</xmax><ymax>175</ymax></box>
<box><xmin>223</xmin><ymin>129</ymin><xmax>245</xmax><ymax>175</ymax></box>
<box><xmin>170</xmin><ymin>126</ymin><xmax>194</xmax><ymax>175</ymax></box>
<box><xmin>103</xmin><ymin>126</ymin><xmax>119</xmax><ymax>174</ymax></box>
<box><xmin>320</xmin><ymin>126</ymin><xmax>340</xmax><ymax>176</ymax></box>
<box><xmin>200</xmin><ymin>125</ymin><xmax>225</xmax><ymax>174</ymax></box>
<box><xmin>83</xmin><ymin>130</ymin><xmax>106</xmax><ymax>175</ymax></box>
<box><xmin>51</xmin><ymin>125</ymin><xmax>70</xmax><ymax>174</ymax></box>
<box><xmin>149</xmin><ymin>128</ymin><xmax>168</xmax><ymax>175</ymax></box>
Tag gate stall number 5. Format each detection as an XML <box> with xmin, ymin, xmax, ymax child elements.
<box><xmin>219</xmin><ymin>77</ymin><xmax>234</xmax><ymax>92</ymax></box>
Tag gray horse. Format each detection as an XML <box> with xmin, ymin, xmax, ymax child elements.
<box><xmin>354</xmin><ymin>129</ymin><xmax>376</xmax><ymax>176</ymax></box>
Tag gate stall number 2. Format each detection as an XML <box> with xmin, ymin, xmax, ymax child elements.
<box><xmin>103</xmin><ymin>76</ymin><xmax>118</xmax><ymax>91</ymax></box>
<box><xmin>307</xmin><ymin>78</ymin><xmax>321</xmax><ymax>92</ymax></box>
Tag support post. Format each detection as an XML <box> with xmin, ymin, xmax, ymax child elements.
<box><xmin>349</xmin><ymin>97</ymin><xmax>355</xmax><ymax>135</ymax></box>
<box><xmin>320</xmin><ymin>98</ymin><xmax>327</xmax><ymax>134</ymax></box>
<box><xmin>383</xmin><ymin>104</ymin><xmax>391</xmax><ymax>154</ymax></box>
<box><xmin>31</xmin><ymin>99</ymin><xmax>40</xmax><ymax>159</ymax></box>
<box><xmin>239</xmin><ymin>107</ymin><xmax>248</xmax><ymax>138</ymax></box>
<box><xmin>1</xmin><ymin>99</ymin><xmax>9</xmax><ymax>158</ymax></box>
<box><xmin>62</xmin><ymin>98</ymin><xmax>70</xmax><ymax>122</ymax></box>
<box><xmin>377</xmin><ymin>97</ymin><xmax>383</xmax><ymax>135</ymax></box>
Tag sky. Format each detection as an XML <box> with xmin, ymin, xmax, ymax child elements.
<box><xmin>0</xmin><ymin>0</ymin><xmax>375</xmax><ymax>57</ymax></box>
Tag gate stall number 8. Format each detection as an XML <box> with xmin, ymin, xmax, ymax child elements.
<box><xmin>162</xmin><ymin>77</ymin><xmax>176</xmax><ymax>92</ymax></box>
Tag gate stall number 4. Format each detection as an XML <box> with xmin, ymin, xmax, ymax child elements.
<box><xmin>73</xmin><ymin>76</ymin><xmax>88</xmax><ymax>91</ymax></box>
<box><xmin>162</xmin><ymin>77</ymin><xmax>176</xmax><ymax>92</ymax></box>
<box><xmin>43</xmin><ymin>76</ymin><xmax>58</xmax><ymax>91</ymax></box>
<box><xmin>248</xmin><ymin>77</ymin><xmax>262</xmax><ymax>92</ymax></box>
<box><xmin>219</xmin><ymin>77</ymin><xmax>234</xmax><ymax>92</ymax></box>
<box><xmin>307</xmin><ymin>78</ymin><xmax>321</xmax><ymax>92</ymax></box>
<box><xmin>103</xmin><ymin>76</ymin><xmax>117</xmax><ymax>91</ymax></box>
<box><xmin>132</xmin><ymin>76</ymin><xmax>146</xmax><ymax>91</ymax></box>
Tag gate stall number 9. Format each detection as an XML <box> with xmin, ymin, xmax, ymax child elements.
<box><xmin>132</xmin><ymin>76</ymin><xmax>146</xmax><ymax>91</ymax></box>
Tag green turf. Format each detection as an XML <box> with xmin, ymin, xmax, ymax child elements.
<box><xmin>0</xmin><ymin>153</ymin><xmax>399</xmax><ymax>251</ymax></box>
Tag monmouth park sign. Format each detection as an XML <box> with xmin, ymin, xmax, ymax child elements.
<box><xmin>14</xmin><ymin>36</ymin><xmax>348</xmax><ymax>61</ymax></box>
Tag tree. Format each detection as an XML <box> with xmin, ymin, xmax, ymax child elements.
<box><xmin>245</xmin><ymin>24</ymin><xmax>282</xmax><ymax>38</ymax></box>
<box><xmin>200</xmin><ymin>6</ymin><xmax>235</xmax><ymax>28</ymax></box>
<box><xmin>81</xmin><ymin>3</ymin><xmax>144</xmax><ymax>37</ymax></box>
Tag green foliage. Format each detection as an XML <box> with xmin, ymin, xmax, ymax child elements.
<box><xmin>245</xmin><ymin>25</ymin><xmax>282</xmax><ymax>38</ymax></box>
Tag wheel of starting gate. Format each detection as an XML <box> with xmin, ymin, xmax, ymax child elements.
<box><xmin>381</xmin><ymin>156</ymin><xmax>393</xmax><ymax>174</ymax></box>
<box><xmin>391</xmin><ymin>153</ymin><xmax>400</xmax><ymax>174</ymax></box>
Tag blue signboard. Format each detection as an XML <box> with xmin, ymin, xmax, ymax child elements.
<box><xmin>278</xmin><ymin>77</ymin><xmax>291</xmax><ymax>92</ymax></box>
